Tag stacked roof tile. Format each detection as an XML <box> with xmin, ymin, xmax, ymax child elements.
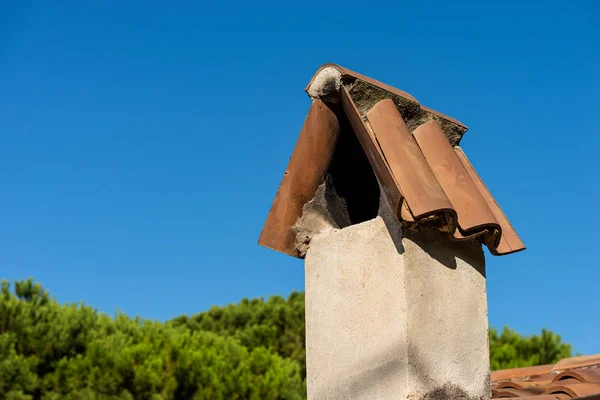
<box><xmin>259</xmin><ymin>63</ymin><xmax>525</xmax><ymax>257</ymax></box>
<box><xmin>491</xmin><ymin>354</ymin><xmax>600</xmax><ymax>399</ymax></box>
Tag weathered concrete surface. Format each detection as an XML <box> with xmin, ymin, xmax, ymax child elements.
<box><xmin>304</xmin><ymin>199</ymin><xmax>490</xmax><ymax>399</ymax></box>
<box><xmin>294</xmin><ymin>175</ymin><xmax>351</xmax><ymax>258</ymax></box>
<box><xmin>403</xmin><ymin>229</ymin><xmax>490</xmax><ymax>400</ymax></box>
<box><xmin>305</xmin><ymin>214</ymin><xmax>409</xmax><ymax>400</ymax></box>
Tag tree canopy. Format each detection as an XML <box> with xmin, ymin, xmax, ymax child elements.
<box><xmin>489</xmin><ymin>326</ymin><xmax>572</xmax><ymax>370</ymax></box>
<box><xmin>0</xmin><ymin>279</ymin><xmax>573</xmax><ymax>399</ymax></box>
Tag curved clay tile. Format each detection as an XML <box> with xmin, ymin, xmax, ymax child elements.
<box><xmin>545</xmin><ymin>382</ymin><xmax>600</xmax><ymax>398</ymax></box>
<box><xmin>496</xmin><ymin>380</ymin><xmax>554</xmax><ymax>391</ymax></box>
<box><xmin>258</xmin><ymin>100</ymin><xmax>340</xmax><ymax>256</ymax></box>
<box><xmin>554</xmin><ymin>354</ymin><xmax>600</xmax><ymax>371</ymax></box>
<box><xmin>305</xmin><ymin>63</ymin><xmax>468</xmax><ymax>131</ymax></box>
<box><xmin>259</xmin><ymin>64</ymin><xmax>525</xmax><ymax>257</ymax></box>
<box><xmin>306</xmin><ymin>63</ymin><xmax>419</xmax><ymax>103</ymax></box>
<box><xmin>413</xmin><ymin>120</ymin><xmax>499</xmax><ymax>233</ymax></box>
<box><xmin>339</xmin><ymin>86</ymin><xmax>402</xmax><ymax>212</ymax></box>
<box><xmin>366</xmin><ymin>100</ymin><xmax>454</xmax><ymax>220</ymax></box>
<box><xmin>454</xmin><ymin>147</ymin><xmax>525</xmax><ymax>255</ymax></box>
<box><xmin>492</xmin><ymin>388</ymin><xmax>547</xmax><ymax>398</ymax></box>
<box><xmin>553</xmin><ymin>369</ymin><xmax>600</xmax><ymax>383</ymax></box>
<box><xmin>491</xmin><ymin>365</ymin><xmax>555</xmax><ymax>383</ymax></box>
<box><xmin>360</xmin><ymin>99</ymin><xmax>523</xmax><ymax>255</ymax></box>
<box><xmin>512</xmin><ymin>396</ymin><xmax>571</xmax><ymax>400</ymax></box>
<box><xmin>547</xmin><ymin>379</ymin><xmax>585</xmax><ymax>388</ymax></box>
<box><xmin>528</xmin><ymin>374</ymin><xmax>562</xmax><ymax>382</ymax></box>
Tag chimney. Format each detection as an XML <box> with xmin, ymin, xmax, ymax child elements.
<box><xmin>259</xmin><ymin>64</ymin><xmax>525</xmax><ymax>400</ymax></box>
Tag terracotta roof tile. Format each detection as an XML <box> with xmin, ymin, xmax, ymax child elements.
<box><xmin>306</xmin><ymin>63</ymin><xmax>420</xmax><ymax>104</ymax></box>
<box><xmin>258</xmin><ymin>99</ymin><xmax>340</xmax><ymax>256</ymax></box>
<box><xmin>491</xmin><ymin>354</ymin><xmax>600</xmax><ymax>399</ymax></box>
<box><xmin>496</xmin><ymin>380</ymin><xmax>554</xmax><ymax>391</ymax></box>
<box><xmin>493</xmin><ymin>388</ymin><xmax>547</xmax><ymax>398</ymax></box>
<box><xmin>413</xmin><ymin>119</ymin><xmax>499</xmax><ymax>231</ymax></box>
<box><xmin>259</xmin><ymin>63</ymin><xmax>525</xmax><ymax>257</ymax></box>
<box><xmin>340</xmin><ymin>86</ymin><xmax>401</xmax><ymax>212</ymax></box>
<box><xmin>491</xmin><ymin>364</ymin><xmax>556</xmax><ymax>382</ymax></box>
<box><xmin>544</xmin><ymin>383</ymin><xmax>600</xmax><ymax>398</ymax></box>
<box><xmin>528</xmin><ymin>374</ymin><xmax>562</xmax><ymax>382</ymax></box>
<box><xmin>454</xmin><ymin>147</ymin><xmax>526</xmax><ymax>255</ymax></box>
<box><xmin>554</xmin><ymin>355</ymin><xmax>600</xmax><ymax>371</ymax></box>
<box><xmin>305</xmin><ymin>63</ymin><xmax>468</xmax><ymax>131</ymax></box>
<box><xmin>366</xmin><ymin>99</ymin><xmax>454</xmax><ymax>220</ymax></box>
<box><xmin>553</xmin><ymin>369</ymin><xmax>600</xmax><ymax>383</ymax></box>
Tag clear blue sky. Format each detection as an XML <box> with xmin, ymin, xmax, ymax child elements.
<box><xmin>1</xmin><ymin>2</ymin><xmax>598</xmax><ymax>355</ymax></box>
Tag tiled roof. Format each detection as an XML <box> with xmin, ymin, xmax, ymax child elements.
<box><xmin>259</xmin><ymin>63</ymin><xmax>525</xmax><ymax>257</ymax></box>
<box><xmin>491</xmin><ymin>354</ymin><xmax>600</xmax><ymax>399</ymax></box>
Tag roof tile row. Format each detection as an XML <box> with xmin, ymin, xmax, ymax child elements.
<box><xmin>259</xmin><ymin>64</ymin><xmax>525</xmax><ymax>257</ymax></box>
<box><xmin>491</xmin><ymin>354</ymin><xmax>600</xmax><ymax>399</ymax></box>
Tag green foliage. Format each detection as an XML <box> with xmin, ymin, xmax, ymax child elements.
<box><xmin>489</xmin><ymin>326</ymin><xmax>573</xmax><ymax>370</ymax></box>
<box><xmin>171</xmin><ymin>292</ymin><xmax>305</xmax><ymax>375</ymax></box>
<box><xmin>0</xmin><ymin>278</ymin><xmax>574</xmax><ymax>399</ymax></box>
<box><xmin>0</xmin><ymin>279</ymin><xmax>303</xmax><ymax>400</ymax></box>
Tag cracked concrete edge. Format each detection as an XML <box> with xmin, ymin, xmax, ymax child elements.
<box><xmin>293</xmin><ymin>176</ymin><xmax>350</xmax><ymax>258</ymax></box>
<box><xmin>304</xmin><ymin>193</ymin><xmax>409</xmax><ymax>400</ymax></box>
<box><xmin>293</xmin><ymin>178</ymin><xmax>399</xmax><ymax>258</ymax></box>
